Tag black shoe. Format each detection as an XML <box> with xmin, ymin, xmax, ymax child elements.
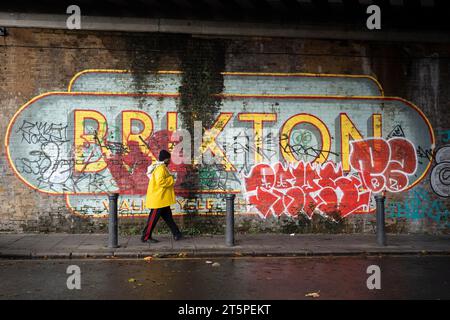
<box><xmin>173</xmin><ymin>233</ymin><xmax>183</xmax><ymax>241</ymax></box>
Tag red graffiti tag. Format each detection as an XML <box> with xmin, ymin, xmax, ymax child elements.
<box><xmin>350</xmin><ymin>137</ymin><xmax>417</xmax><ymax>193</ymax></box>
<box><xmin>244</xmin><ymin>161</ymin><xmax>371</xmax><ymax>219</ymax></box>
<box><xmin>245</xmin><ymin>137</ymin><xmax>417</xmax><ymax>219</ymax></box>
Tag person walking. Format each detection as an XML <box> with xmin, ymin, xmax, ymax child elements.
<box><xmin>141</xmin><ymin>149</ymin><xmax>183</xmax><ymax>243</ymax></box>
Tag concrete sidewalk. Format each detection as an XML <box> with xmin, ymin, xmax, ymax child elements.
<box><xmin>0</xmin><ymin>233</ymin><xmax>449</xmax><ymax>259</ymax></box>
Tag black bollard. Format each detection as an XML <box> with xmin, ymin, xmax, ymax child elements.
<box><xmin>225</xmin><ymin>194</ymin><xmax>236</xmax><ymax>247</ymax></box>
<box><xmin>375</xmin><ymin>195</ymin><xmax>386</xmax><ymax>246</ymax></box>
<box><xmin>108</xmin><ymin>193</ymin><xmax>119</xmax><ymax>249</ymax></box>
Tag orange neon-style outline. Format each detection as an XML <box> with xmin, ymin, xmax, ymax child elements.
<box><xmin>5</xmin><ymin>70</ymin><xmax>434</xmax><ymax>219</ymax></box>
<box><xmin>5</xmin><ymin>70</ymin><xmax>385</xmax><ymax>217</ymax></box>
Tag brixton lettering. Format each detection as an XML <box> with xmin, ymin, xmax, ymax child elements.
<box><xmin>70</xmin><ymin>110</ymin><xmax>389</xmax><ymax>173</ymax></box>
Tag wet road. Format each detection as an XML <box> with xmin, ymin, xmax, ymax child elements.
<box><xmin>0</xmin><ymin>255</ymin><xmax>449</xmax><ymax>300</ymax></box>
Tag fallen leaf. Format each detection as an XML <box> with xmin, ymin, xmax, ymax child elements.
<box><xmin>212</xmin><ymin>262</ymin><xmax>221</xmax><ymax>267</ymax></box>
<box><xmin>205</xmin><ymin>260</ymin><xmax>213</xmax><ymax>264</ymax></box>
<box><xmin>128</xmin><ymin>278</ymin><xmax>137</xmax><ymax>283</ymax></box>
<box><xmin>305</xmin><ymin>291</ymin><xmax>320</xmax><ymax>298</ymax></box>
<box><xmin>144</xmin><ymin>256</ymin><xmax>153</xmax><ymax>261</ymax></box>
<box><xmin>234</xmin><ymin>252</ymin><xmax>243</xmax><ymax>256</ymax></box>
<box><xmin>178</xmin><ymin>252</ymin><xmax>187</xmax><ymax>257</ymax></box>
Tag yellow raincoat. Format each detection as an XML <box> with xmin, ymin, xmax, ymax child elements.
<box><xmin>145</xmin><ymin>163</ymin><xmax>176</xmax><ymax>209</ymax></box>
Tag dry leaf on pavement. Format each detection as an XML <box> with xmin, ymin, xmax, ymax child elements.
<box><xmin>305</xmin><ymin>291</ymin><xmax>320</xmax><ymax>298</ymax></box>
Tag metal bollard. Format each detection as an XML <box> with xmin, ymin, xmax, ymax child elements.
<box><xmin>225</xmin><ymin>194</ymin><xmax>236</xmax><ymax>247</ymax></box>
<box><xmin>375</xmin><ymin>195</ymin><xmax>386</xmax><ymax>246</ymax></box>
<box><xmin>108</xmin><ymin>193</ymin><xmax>119</xmax><ymax>248</ymax></box>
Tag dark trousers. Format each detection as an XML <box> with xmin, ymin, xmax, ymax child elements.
<box><xmin>141</xmin><ymin>206</ymin><xmax>181</xmax><ymax>241</ymax></box>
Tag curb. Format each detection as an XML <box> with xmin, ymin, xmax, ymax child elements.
<box><xmin>1</xmin><ymin>249</ymin><xmax>449</xmax><ymax>259</ymax></box>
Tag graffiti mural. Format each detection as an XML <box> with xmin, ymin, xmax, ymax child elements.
<box><xmin>4</xmin><ymin>70</ymin><xmax>435</xmax><ymax>219</ymax></box>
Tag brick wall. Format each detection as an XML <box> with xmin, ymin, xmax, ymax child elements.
<box><xmin>1</xmin><ymin>27</ymin><xmax>449</xmax><ymax>234</ymax></box>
